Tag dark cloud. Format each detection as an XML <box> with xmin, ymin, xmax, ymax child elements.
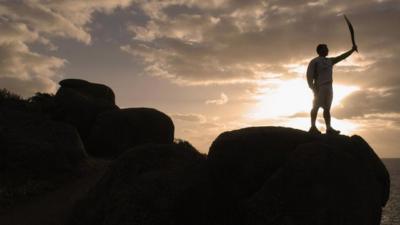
<box><xmin>333</xmin><ymin>87</ymin><xmax>400</xmax><ymax>119</ymax></box>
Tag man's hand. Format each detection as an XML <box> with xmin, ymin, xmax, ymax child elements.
<box><xmin>310</xmin><ymin>85</ymin><xmax>318</xmax><ymax>95</ymax></box>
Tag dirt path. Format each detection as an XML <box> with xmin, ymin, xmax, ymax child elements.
<box><xmin>0</xmin><ymin>159</ymin><xmax>111</xmax><ymax>225</ymax></box>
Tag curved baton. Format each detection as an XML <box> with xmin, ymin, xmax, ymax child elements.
<box><xmin>344</xmin><ymin>15</ymin><xmax>358</xmax><ymax>52</ymax></box>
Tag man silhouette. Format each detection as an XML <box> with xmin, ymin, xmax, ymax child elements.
<box><xmin>307</xmin><ymin>44</ymin><xmax>357</xmax><ymax>135</ymax></box>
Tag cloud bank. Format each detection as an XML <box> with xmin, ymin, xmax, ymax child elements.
<box><xmin>0</xmin><ymin>0</ymin><xmax>132</xmax><ymax>96</ymax></box>
<box><xmin>122</xmin><ymin>0</ymin><xmax>400</xmax><ymax>88</ymax></box>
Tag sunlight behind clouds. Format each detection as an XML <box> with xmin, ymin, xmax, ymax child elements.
<box><xmin>282</xmin><ymin>117</ymin><xmax>359</xmax><ymax>135</ymax></box>
<box><xmin>247</xmin><ymin>78</ymin><xmax>360</xmax><ymax>119</ymax></box>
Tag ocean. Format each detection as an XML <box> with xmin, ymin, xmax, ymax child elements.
<box><xmin>382</xmin><ymin>159</ymin><xmax>400</xmax><ymax>225</ymax></box>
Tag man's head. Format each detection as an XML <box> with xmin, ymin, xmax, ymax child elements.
<box><xmin>316</xmin><ymin>44</ymin><xmax>329</xmax><ymax>57</ymax></box>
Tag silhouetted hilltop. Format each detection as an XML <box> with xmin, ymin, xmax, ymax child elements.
<box><xmin>68</xmin><ymin>127</ymin><xmax>389</xmax><ymax>225</ymax></box>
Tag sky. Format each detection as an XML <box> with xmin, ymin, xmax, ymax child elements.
<box><xmin>1</xmin><ymin>0</ymin><xmax>399</xmax><ymax>157</ymax></box>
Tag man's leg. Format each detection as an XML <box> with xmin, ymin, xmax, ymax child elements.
<box><xmin>323</xmin><ymin>106</ymin><xmax>331</xmax><ymax>128</ymax></box>
<box><xmin>324</xmin><ymin>107</ymin><xmax>339</xmax><ymax>134</ymax></box>
<box><xmin>323</xmin><ymin>85</ymin><xmax>339</xmax><ymax>134</ymax></box>
<box><xmin>309</xmin><ymin>91</ymin><xmax>321</xmax><ymax>134</ymax></box>
<box><xmin>311</xmin><ymin>106</ymin><xmax>319</xmax><ymax>128</ymax></box>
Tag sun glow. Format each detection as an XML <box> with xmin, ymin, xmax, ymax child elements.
<box><xmin>247</xmin><ymin>78</ymin><xmax>360</xmax><ymax>120</ymax></box>
<box><xmin>281</xmin><ymin>117</ymin><xmax>359</xmax><ymax>135</ymax></box>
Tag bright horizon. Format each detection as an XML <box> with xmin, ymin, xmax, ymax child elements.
<box><xmin>1</xmin><ymin>0</ymin><xmax>399</xmax><ymax>157</ymax></box>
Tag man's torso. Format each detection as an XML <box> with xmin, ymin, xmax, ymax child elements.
<box><xmin>311</xmin><ymin>56</ymin><xmax>333</xmax><ymax>86</ymax></box>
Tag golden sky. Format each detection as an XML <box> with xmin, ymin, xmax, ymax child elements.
<box><xmin>1</xmin><ymin>0</ymin><xmax>399</xmax><ymax>157</ymax></box>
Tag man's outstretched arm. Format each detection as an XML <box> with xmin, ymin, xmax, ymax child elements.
<box><xmin>331</xmin><ymin>45</ymin><xmax>358</xmax><ymax>65</ymax></box>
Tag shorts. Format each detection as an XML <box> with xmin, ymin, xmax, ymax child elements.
<box><xmin>313</xmin><ymin>83</ymin><xmax>333</xmax><ymax>109</ymax></box>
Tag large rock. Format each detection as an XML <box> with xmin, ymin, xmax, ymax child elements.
<box><xmin>54</xmin><ymin>79</ymin><xmax>118</xmax><ymax>140</ymax></box>
<box><xmin>208</xmin><ymin>127</ymin><xmax>313</xmax><ymax>199</ymax></box>
<box><xmin>68</xmin><ymin>126</ymin><xmax>390</xmax><ymax>225</ymax></box>
<box><xmin>86</xmin><ymin>108</ymin><xmax>175</xmax><ymax>157</ymax></box>
<box><xmin>68</xmin><ymin>142</ymin><xmax>205</xmax><ymax>225</ymax></box>
<box><xmin>0</xmin><ymin>108</ymin><xmax>87</xmax><ymax>208</ymax></box>
<box><xmin>208</xmin><ymin>126</ymin><xmax>390</xmax><ymax>225</ymax></box>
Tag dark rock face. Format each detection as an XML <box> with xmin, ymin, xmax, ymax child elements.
<box><xmin>208</xmin><ymin>127</ymin><xmax>313</xmax><ymax>199</ymax></box>
<box><xmin>86</xmin><ymin>108</ymin><xmax>175</xmax><ymax>157</ymax></box>
<box><xmin>69</xmin><ymin>126</ymin><xmax>389</xmax><ymax>225</ymax></box>
<box><xmin>208</xmin><ymin>127</ymin><xmax>389</xmax><ymax>225</ymax></box>
<box><xmin>69</xmin><ymin>142</ymin><xmax>205</xmax><ymax>225</ymax></box>
<box><xmin>0</xmin><ymin>108</ymin><xmax>87</xmax><ymax>207</ymax></box>
<box><xmin>54</xmin><ymin>79</ymin><xmax>118</xmax><ymax>140</ymax></box>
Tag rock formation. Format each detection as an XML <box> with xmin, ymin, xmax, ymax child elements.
<box><xmin>69</xmin><ymin>142</ymin><xmax>205</xmax><ymax>225</ymax></box>
<box><xmin>1</xmin><ymin>83</ymin><xmax>390</xmax><ymax>225</ymax></box>
<box><xmin>54</xmin><ymin>79</ymin><xmax>118</xmax><ymax>140</ymax></box>
<box><xmin>0</xmin><ymin>104</ymin><xmax>87</xmax><ymax>208</ymax></box>
<box><xmin>209</xmin><ymin>127</ymin><xmax>389</xmax><ymax>225</ymax></box>
<box><xmin>68</xmin><ymin>126</ymin><xmax>390</xmax><ymax>225</ymax></box>
<box><xmin>86</xmin><ymin>108</ymin><xmax>175</xmax><ymax>157</ymax></box>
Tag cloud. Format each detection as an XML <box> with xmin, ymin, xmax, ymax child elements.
<box><xmin>121</xmin><ymin>0</ymin><xmax>400</xmax><ymax>88</ymax></box>
<box><xmin>0</xmin><ymin>76</ymin><xmax>58</xmax><ymax>97</ymax></box>
<box><xmin>171</xmin><ymin>113</ymin><xmax>207</xmax><ymax>123</ymax></box>
<box><xmin>0</xmin><ymin>41</ymin><xmax>65</xmax><ymax>94</ymax></box>
<box><xmin>333</xmin><ymin>87</ymin><xmax>400</xmax><ymax>119</ymax></box>
<box><xmin>0</xmin><ymin>41</ymin><xmax>65</xmax><ymax>79</ymax></box>
<box><xmin>0</xmin><ymin>0</ymin><xmax>133</xmax><ymax>96</ymax></box>
<box><xmin>1</xmin><ymin>0</ymin><xmax>133</xmax><ymax>44</ymax></box>
<box><xmin>205</xmin><ymin>92</ymin><xmax>229</xmax><ymax>105</ymax></box>
<box><xmin>121</xmin><ymin>1</ymin><xmax>400</xmax><ymax>142</ymax></box>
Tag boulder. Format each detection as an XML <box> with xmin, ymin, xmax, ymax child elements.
<box><xmin>86</xmin><ymin>108</ymin><xmax>174</xmax><ymax>157</ymax></box>
<box><xmin>208</xmin><ymin>126</ymin><xmax>389</xmax><ymax>225</ymax></box>
<box><xmin>0</xmin><ymin>108</ymin><xmax>87</xmax><ymax>208</ymax></box>
<box><xmin>68</xmin><ymin>142</ymin><xmax>205</xmax><ymax>225</ymax></box>
<box><xmin>207</xmin><ymin>127</ymin><xmax>313</xmax><ymax>199</ymax></box>
<box><xmin>58</xmin><ymin>79</ymin><xmax>115</xmax><ymax>104</ymax></box>
<box><xmin>54</xmin><ymin>79</ymin><xmax>118</xmax><ymax>140</ymax></box>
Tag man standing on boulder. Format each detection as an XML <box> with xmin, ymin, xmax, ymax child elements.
<box><xmin>307</xmin><ymin>44</ymin><xmax>357</xmax><ymax>135</ymax></box>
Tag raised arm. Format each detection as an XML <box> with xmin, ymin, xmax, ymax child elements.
<box><xmin>331</xmin><ymin>45</ymin><xmax>358</xmax><ymax>65</ymax></box>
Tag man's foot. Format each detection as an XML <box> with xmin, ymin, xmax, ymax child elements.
<box><xmin>309</xmin><ymin>126</ymin><xmax>322</xmax><ymax>135</ymax></box>
<box><xmin>326</xmin><ymin>127</ymin><xmax>340</xmax><ymax>135</ymax></box>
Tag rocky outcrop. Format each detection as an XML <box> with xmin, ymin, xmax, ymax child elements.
<box><xmin>53</xmin><ymin>79</ymin><xmax>175</xmax><ymax>158</ymax></box>
<box><xmin>69</xmin><ymin>142</ymin><xmax>205</xmax><ymax>225</ymax></box>
<box><xmin>86</xmin><ymin>108</ymin><xmax>175</xmax><ymax>157</ymax></box>
<box><xmin>2</xmin><ymin>85</ymin><xmax>389</xmax><ymax>225</ymax></box>
<box><xmin>69</xmin><ymin>126</ymin><xmax>389</xmax><ymax>225</ymax></box>
<box><xmin>1</xmin><ymin>82</ymin><xmax>178</xmax><ymax>214</ymax></box>
<box><xmin>0</xmin><ymin>108</ymin><xmax>87</xmax><ymax>208</ymax></box>
<box><xmin>208</xmin><ymin>127</ymin><xmax>389</xmax><ymax>225</ymax></box>
<box><xmin>54</xmin><ymin>79</ymin><xmax>118</xmax><ymax>140</ymax></box>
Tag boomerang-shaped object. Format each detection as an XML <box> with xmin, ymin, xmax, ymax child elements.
<box><xmin>344</xmin><ymin>15</ymin><xmax>358</xmax><ymax>52</ymax></box>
